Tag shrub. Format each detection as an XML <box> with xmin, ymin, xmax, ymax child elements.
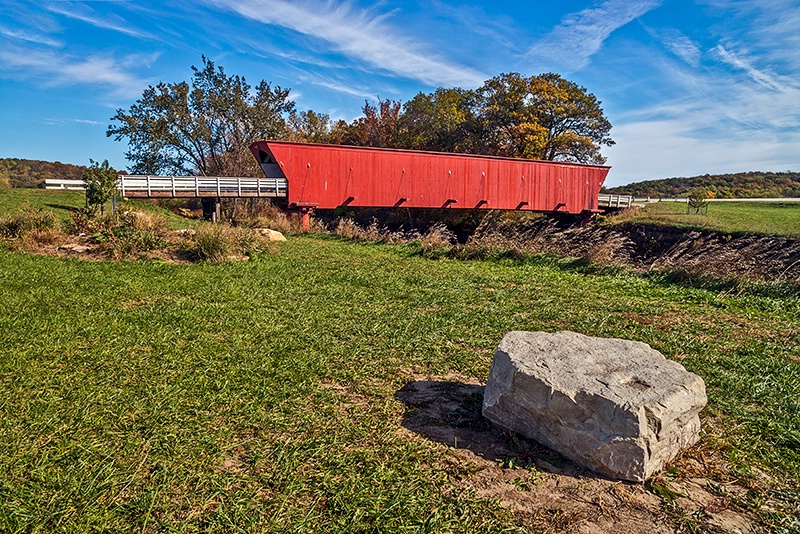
<box><xmin>191</xmin><ymin>224</ymin><xmax>271</xmax><ymax>262</ymax></box>
<box><xmin>192</xmin><ymin>224</ymin><xmax>233</xmax><ymax>262</ymax></box>
<box><xmin>83</xmin><ymin>159</ymin><xmax>118</xmax><ymax>214</ymax></box>
<box><xmin>64</xmin><ymin>207</ymin><xmax>95</xmax><ymax>235</ymax></box>
<box><xmin>687</xmin><ymin>188</ymin><xmax>709</xmax><ymax>214</ymax></box>
<box><xmin>92</xmin><ymin>211</ymin><xmax>168</xmax><ymax>259</ymax></box>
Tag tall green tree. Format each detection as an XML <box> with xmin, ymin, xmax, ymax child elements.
<box><xmin>287</xmin><ymin>110</ymin><xmax>350</xmax><ymax>144</ymax></box>
<box><xmin>107</xmin><ymin>57</ymin><xmax>295</xmax><ymax>177</ymax></box>
<box><xmin>344</xmin><ymin>72</ymin><xmax>614</xmax><ymax>164</ymax></box>
<box><xmin>343</xmin><ymin>98</ymin><xmax>403</xmax><ymax>148</ymax></box>
<box><xmin>477</xmin><ymin>72</ymin><xmax>614</xmax><ymax>163</ymax></box>
<box><xmin>399</xmin><ymin>88</ymin><xmax>479</xmax><ymax>153</ymax></box>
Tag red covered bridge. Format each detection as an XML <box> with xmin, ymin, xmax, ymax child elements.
<box><xmin>250</xmin><ymin>141</ymin><xmax>610</xmax><ymax>228</ymax></box>
<box><xmin>108</xmin><ymin>141</ymin><xmax>611</xmax><ymax>226</ymax></box>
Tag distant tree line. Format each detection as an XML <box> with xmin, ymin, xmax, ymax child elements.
<box><xmin>604</xmin><ymin>171</ymin><xmax>800</xmax><ymax>199</ymax></box>
<box><xmin>107</xmin><ymin>58</ymin><xmax>614</xmax><ymax>178</ymax></box>
<box><xmin>0</xmin><ymin>158</ymin><xmax>86</xmax><ymax>188</ymax></box>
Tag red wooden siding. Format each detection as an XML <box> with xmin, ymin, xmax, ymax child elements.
<box><xmin>250</xmin><ymin>141</ymin><xmax>609</xmax><ymax>214</ymax></box>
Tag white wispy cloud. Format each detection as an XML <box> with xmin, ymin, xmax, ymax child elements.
<box><xmin>299</xmin><ymin>73</ymin><xmax>379</xmax><ymax>101</ymax></box>
<box><xmin>73</xmin><ymin>119</ymin><xmax>104</xmax><ymax>126</ymax></box>
<box><xmin>201</xmin><ymin>0</ymin><xmax>486</xmax><ymax>87</ymax></box>
<box><xmin>604</xmin><ymin>51</ymin><xmax>800</xmax><ymax>183</ymax></box>
<box><xmin>40</xmin><ymin>117</ymin><xmax>105</xmax><ymax>127</ymax></box>
<box><xmin>600</xmin><ymin>0</ymin><xmax>800</xmax><ymax>183</ymax></box>
<box><xmin>528</xmin><ymin>0</ymin><xmax>661</xmax><ymax>72</ymax></box>
<box><xmin>46</xmin><ymin>3</ymin><xmax>155</xmax><ymax>40</ymax></box>
<box><xmin>0</xmin><ymin>25</ymin><xmax>63</xmax><ymax>47</ymax></box>
<box><xmin>659</xmin><ymin>30</ymin><xmax>701</xmax><ymax>67</ymax></box>
<box><xmin>426</xmin><ymin>0</ymin><xmax>519</xmax><ymax>53</ymax></box>
<box><xmin>0</xmin><ymin>46</ymin><xmax>150</xmax><ymax>99</ymax></box>
<box><xmin>712</xmin><ymin>45</ymin><xmax>786</xmax><ymax>92</ymax></box>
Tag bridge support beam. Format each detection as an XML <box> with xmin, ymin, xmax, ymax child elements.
<box><xmin>300</xmin><ymin>207</ymin><xmax>313</xmax><ymax>232</ymax></box>
<box><xmin>202</xmin><ymin>198</ymin><xmax>221</xmax><ymax>222</ymax></box>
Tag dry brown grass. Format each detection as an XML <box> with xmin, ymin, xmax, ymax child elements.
<box><xmin>0</xmin><ymin>205</ymin><xmax>65</xmax><ymax>252</ymax></box>
<box><xmin>92</xmin><ymin>210</ymin><xmax>171</xmax><ymax>260</ymax></box>
<box><xmin>225</xmin><ymin>198</ymin><xmax>294</xmax><ymax>234</ymax></box>
<box><xmin>419</xmin><ymin>223</ymin><xmax>456</xmax><ymax>257</ymax></box>
<box><xmin>191</xmin><ymin>223</ymin><xmax>274</xmax><ymax>262</ymax></box>
<box><xmin>332</xmin><ymin>217</ymin><xmax>421</xmax><ymax>244</ymax></box>
<box><xmin>7</xmin><ymin>227</ymin><xmax>65</xmax><ymax>252</ymax></box>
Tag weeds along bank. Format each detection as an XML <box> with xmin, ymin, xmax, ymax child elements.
<box><xmin>0</xmin><ymin>205</ymin><xmax>282</xmax><ymax>262</ymax></box>
<box><xmin>0</xmin><ymin>235</ymin><xmax>798</xmax><ymax>531</ymax></box>
<box><xmin>326</xmin><ymin>210</ymin><xmax>800</xmax><ymax>284</ymax></box>
<box><xmin>3</xmin><ymin>188</ymin><xmax>800</xmax><ymax>288</ymax></box>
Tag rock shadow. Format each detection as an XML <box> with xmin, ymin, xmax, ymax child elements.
<box><xmin>395</xmin><ymin>378</ymin><xmax>588</xmax><ymax>478</ymax></box>
<box><xmin>396</xmin><ymin>379</ymin><xmax>759</xmax><ymax>533</ymax></box>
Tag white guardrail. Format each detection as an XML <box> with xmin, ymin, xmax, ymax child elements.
<box><xmin>597</xmin><ymin>194</ymin><xmax>633</xmax><ymax>208</ymax></box>
<box><xmin>635</xmin><ymin>197</ymin><xmax>800</xmax><ymax>203</ymax></box>
<box><xmin>44</xmin><ymin>179</ymin><xmax>84</xmax><ymax>191</ymax></box>
<box><xmin>46</xmin><ymin>176</ymin><xmax>289</xmax><ymax>198</ymax></box>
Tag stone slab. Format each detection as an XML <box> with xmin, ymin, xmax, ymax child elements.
<box><xmin>482</xmin><ymin>331</ymin><xmax>706</xmax><ymax>481</ymax></box>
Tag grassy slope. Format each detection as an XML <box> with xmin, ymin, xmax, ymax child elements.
<box><xmin>0</xmin><ymin>189</ymin><xmax>195</xmax><ymax>230</ymax></box>
<box><xmin>0</xmin><ymin>189</ymin><xmax>87</xmax><ymax>217</ymax></box>
<box><xmin>1</xmin><ymin>237</ymin><xmax>798</xmax><ymax>531</ymax></box>
<box><xmin>613</xmin><ymin>201</ymin><xmax>800</xmax><ymax>236</ymax></box>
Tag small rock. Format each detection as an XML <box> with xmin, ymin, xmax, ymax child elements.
<box><xmin>255</xmin><ymin>228</ymin><xmax>286</xmax><ymax>241</ymax></box>
<box><xmin>59</xmin><ymin>243</ymin><xmax>91</xmax><ymax>253</ymax></box>
<box><xmin>483</xmin><ymin>331</ymin><xmax>707</xmax><ymax>482</ymax></box>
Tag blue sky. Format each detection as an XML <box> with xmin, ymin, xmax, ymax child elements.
<box><xmin>1</xmin><ymin>0</ymin><xmax>798</xmax><ymax>186</ymax></box>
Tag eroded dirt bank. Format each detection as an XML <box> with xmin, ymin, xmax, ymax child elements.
<box><xmin>469</xmin><ymin>217</ymin><xmax>800</xmax><ymax>282</ymax></box>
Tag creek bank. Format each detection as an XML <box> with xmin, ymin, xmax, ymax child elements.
<box><xmin>469</xmin><ymin>217</ymin><xmax>800</xmax><ymax>282</ymax></box>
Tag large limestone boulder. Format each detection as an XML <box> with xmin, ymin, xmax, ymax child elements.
<box><xmin>483</xmin><ymin>331</ymin><xmax>706</xmax><ymax>482</ymax></box>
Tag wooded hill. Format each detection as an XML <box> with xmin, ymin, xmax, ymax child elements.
<box><xmin>604</xmin><ymin>171</ymin><xmax>800</xmax><ymax>198</ymax></box>
<box><xmin>0</xmin><ymin>158</ymin><xmax>86</xmax><ymax>188</ymax></box>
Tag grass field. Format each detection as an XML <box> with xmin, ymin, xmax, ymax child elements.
<box><xmin>617</xmin><ymin>201</ymin><xmax>800</xmax><ymax>236</ymax></box>
<box><xmin>1</xmin><ymin>234</ymin><xmax>798</xmax><ymax>531</ymax></box>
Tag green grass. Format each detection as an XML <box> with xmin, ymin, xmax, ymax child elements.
<box><xmin>0</xmin><ymin>189</ymin><xmax>196</xmax><ymax>230</ymax></box>
<box><xmin>1</xmin><ymin>236</ymin><xmax>798</xmax><ymax>531</ymax></box>
<box><xmin>0</xmin><ymin>189</ymin><xmax>87</xmax><ymax>218</ymax></box>
<box><xmin>619</xmin><ymin>201</ymin><xmax>800</xmax><ymax>236</ymax></box>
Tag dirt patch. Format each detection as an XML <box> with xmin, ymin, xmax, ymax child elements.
<box><xmin>17</xmin><ymin>233</ymin><xmax>199</xmax><ymax>264</ymax></box>
<box><xmin>396</xmin><ymin>375</ymin><xmax>761</xmax><ymax>533</ymax></box>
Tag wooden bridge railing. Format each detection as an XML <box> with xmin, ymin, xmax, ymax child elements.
<box><xmin>46</xmin><ymin>176</ymin><xmax>289</xmax><ymax>198</ymax></box>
